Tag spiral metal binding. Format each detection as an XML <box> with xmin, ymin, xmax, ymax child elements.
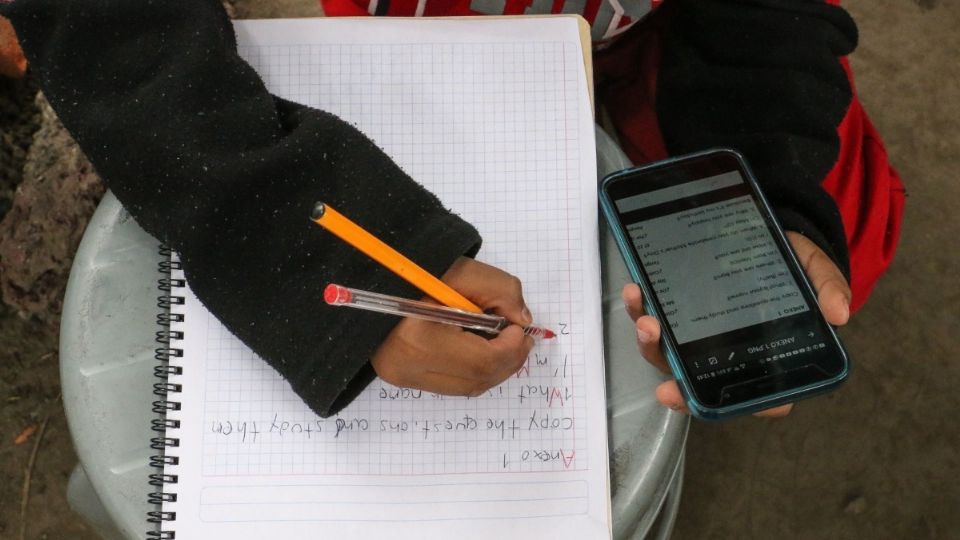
<box><xmin>149</xmin><ymin>245</ymin><xmax>184</xmax><ymax>538</ymax></box>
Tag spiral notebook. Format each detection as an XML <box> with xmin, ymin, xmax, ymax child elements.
<box><xmin>149</xmin><ymin>16</ymin><xmax>607</xmax><ymax>539</ymax></box>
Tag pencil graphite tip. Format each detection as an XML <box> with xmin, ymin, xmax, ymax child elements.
<box><xmin>310</xmin><ymin>202</ymin><xmax>326</xmax><ymax>221</ymax></box>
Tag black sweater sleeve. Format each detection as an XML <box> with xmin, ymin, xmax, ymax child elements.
<box><xmin>0</xmin><ymin>0</ymin><xmax>482</xmax><ymax>416</ymax></box>
<box><xmin>656</xmin><ymin>0</ymin><xmax>857</xmax><ymax>277</ymax></box>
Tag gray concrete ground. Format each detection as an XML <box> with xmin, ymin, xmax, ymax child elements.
<box><xmin>0</xmin><ymin>0</ymin><xmax>956</xmax><ymax>538</ymax></box>
<box><xmin>671</xmin><ymin>2</ymin><xmax>960</xmax><ymax>538</ymax></box>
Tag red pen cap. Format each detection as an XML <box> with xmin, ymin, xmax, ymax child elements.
<box><xmin>324</xmin><ymin>284</ymin><xmax>353</xmax><ymax>305</ymax></box>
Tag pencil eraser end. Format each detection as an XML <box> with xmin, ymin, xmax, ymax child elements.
<box><xmin>311</xmin><ymin>202</ymin><xmax>326</xmax><ymax>221</ymax></box>
<box><xmin>324</xmin><ymin>284</ymin><xmax>351</xmax><ymax>305</ymax></box>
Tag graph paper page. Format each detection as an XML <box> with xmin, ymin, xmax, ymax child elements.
<box><xmin>163</xmin><ymin>17</ymin><xmax>607</xmax><ymax>539</ymax></box>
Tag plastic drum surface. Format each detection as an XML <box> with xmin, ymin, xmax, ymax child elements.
<box><xmin>59</xmin><ymin>126</ymin><xmax>687</xmax><ymax>539</ymax></box>
<box><xmin>596</xmin><ymin>127</ymin><xmax>689</xmax><ymax>539</ymax></box>
<box><xmin>60</xmin><ymin>193</ymin><xmax>163</xmax><ymax>539</ymax></box>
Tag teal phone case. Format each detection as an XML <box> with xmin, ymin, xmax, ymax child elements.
<box><xmin>598</xmin><ymin>149</ymin><xmax>849</xmax><ymax>420</ymax></box>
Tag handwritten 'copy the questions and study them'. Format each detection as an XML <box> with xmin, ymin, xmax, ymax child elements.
<box><xmin>154</xmin><ymin>16</ymin><xmax>607</xmax><ymax>539</ymax></box>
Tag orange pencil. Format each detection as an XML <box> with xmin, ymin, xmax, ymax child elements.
<box><xmin>310</xmin><ymin>202</ymin><xmax>483</xmax><ymax>313</ymax></box>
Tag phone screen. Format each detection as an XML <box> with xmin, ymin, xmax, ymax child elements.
<box><xmin>606</xmin><ymin>153</ymin><xmax>846</xmax><ymax>408</ymax></box>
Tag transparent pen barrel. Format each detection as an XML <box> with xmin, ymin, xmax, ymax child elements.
<box><xmin>342</xmin><ymin>287</ymin><xmax>506</xmax><ymax>334</ymax></box>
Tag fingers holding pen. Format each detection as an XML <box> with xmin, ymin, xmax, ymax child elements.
<box><xmin>442</xmin><ymin>257</ymin><xmax>533</xmax><ymax>326</ymax></box>
<box><xmin>312</xmin><ymin>205</ymin><xmax>538</xmax><ymax>396</ymax></box>
<box><xmin>434</xmin><ymin>324</ymin><xmax>532</xmax><ymax>392</ymax></box>
<box><xmin>371</xmin><ymin>316</ymin><xmax>533</xmax><ymax>397</ymax></box>
<box><xmin>356</xmin><ymin>253</ymin><xmax>538</xmax><ymax>397</ymax></box>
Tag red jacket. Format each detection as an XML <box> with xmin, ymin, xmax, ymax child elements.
<box><xmin>321</xmin><ymin>0</ymin><xmax>905</xmax><ymax>313</ymax></box>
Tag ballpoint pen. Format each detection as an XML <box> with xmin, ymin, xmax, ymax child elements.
<box><xmin>324</xmin><ymin>283</ymin><xmax>556</xmax><ymax>340</ymax></box>
<box><xmin>311</xmin><ymin>202</ymin><xmax>482</xmax><ymax>312</ymax></box>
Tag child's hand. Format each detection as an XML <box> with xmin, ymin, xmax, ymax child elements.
<box><xmin>370</xmin><ymin>257</ymin><xmax>535</xmax><ymax>396</ymax></box>
<box><xmin>622</xmin><ymin>231</ymin><xmax>852</xmax><ymax>418</ymax></box>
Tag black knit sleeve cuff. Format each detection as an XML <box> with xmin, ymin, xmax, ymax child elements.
<box><xmin>292</xmin><ymin>212</ymin><xmax>482</xmax><ymax>417</ymax></box>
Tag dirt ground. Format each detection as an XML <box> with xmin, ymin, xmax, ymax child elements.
<box><xmin>1</xmin><ymin>0</ymin><xmax>957</xmax><ymax>539</ymax></box>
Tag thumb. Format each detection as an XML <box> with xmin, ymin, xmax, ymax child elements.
<box><xmin>440</xmin><ymin>257</ymin><xmax>532</xmax><ymax>326</ymax></box>
<box><xmin>786</xmin><ymin>232</ymin><xmax>851</xmax><ymax>326</ymax></box>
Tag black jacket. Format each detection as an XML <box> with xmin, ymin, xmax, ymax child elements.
<box><xmin>0</xmin><ymin>0</ymin><xmax>855</xmax><ymax>417</ymax></box>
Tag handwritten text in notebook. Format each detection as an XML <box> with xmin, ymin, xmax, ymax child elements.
<box><xmin>162</xmin><ymin>17</ymin><xmax>607</xmax><ymax>538</ymax></box>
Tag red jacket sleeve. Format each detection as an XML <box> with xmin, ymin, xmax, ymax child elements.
<box><xmin>820</xmin><ymin>54</ymin><xmax>905</xmax><ymax>312</ymax></box>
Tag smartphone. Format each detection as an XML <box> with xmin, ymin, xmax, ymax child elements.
<box><xmin>599</xmin><ymin>148</ymin><xmax>849</xmax><ymax>420</ymax></box>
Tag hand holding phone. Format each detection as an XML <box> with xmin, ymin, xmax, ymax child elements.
<box><xmin>600</xmin><ymin>149</ymin><xmax>851</xmax><ymax>420</ymax></box>
<box><xmin>623</xmin><ymin>230</ymin><xmax>852</xmax><ymax>417</ymax></box>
